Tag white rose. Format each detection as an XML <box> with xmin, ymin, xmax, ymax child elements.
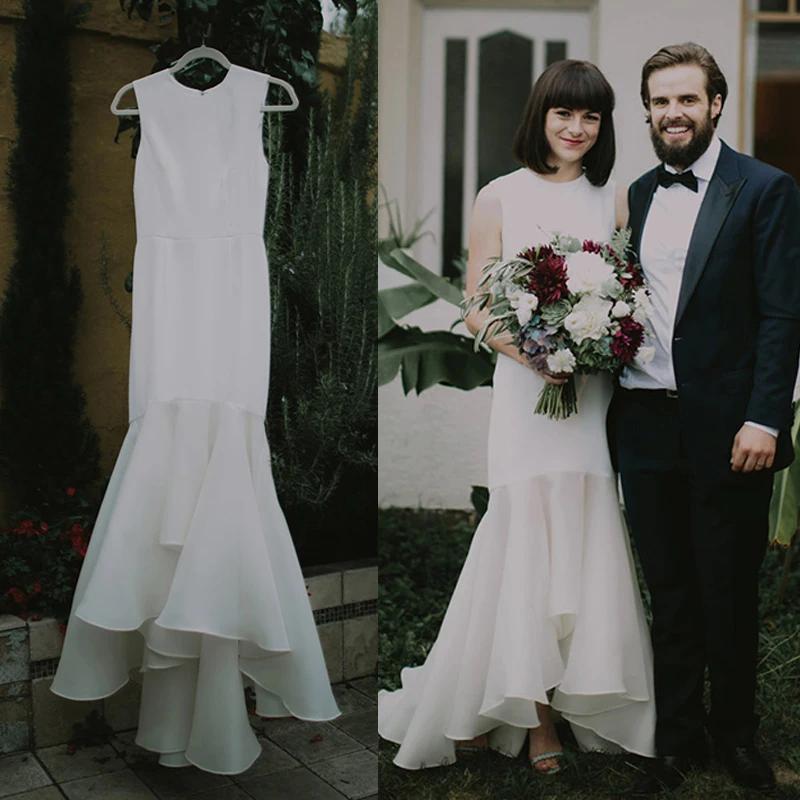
<box><xmin>508</xmin><ymin>291</ymin><xmax>539</xmax><ymax>326</ymax></box>
<box><xmin>564</xmin><ymin>294</ymin><xmax>613</xmax><ymax>344</ymax></box>
<box><xmin>611</xmin><ymin>300</ymin><xmax>632</xmax><ymax>319</ymax></box>
<box><xmin>632</xmin><ymin>288</ymin><xmax>653</xmax><ymax>324</ymax></box>
<box><xmin>566</xmin><ymin>251</ymin><xmax>615</xmax><ymax>295</ymax></box>
<box><xmin>547</xmin><ymin>348</ymin><xmax>576</xmax><ymax>375</ymax></box>
<box><xmin>601</xmin><ymin>278</ymin><xmax>624</xmax><ymax>299</ymax></box>
<box><xmin>634</xmin><ymin>345</ymin><xmax>656</xmax><ymax>366</ymax></box>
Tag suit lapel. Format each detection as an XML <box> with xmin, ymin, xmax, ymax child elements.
<box><xmin>674</xmin><ymin>143</ymin><xmax>746</xmax><ymax>327</ymax></box>
<box><xmin>630</xmin><ymin>170</ymin><xmax>658</xmax><ymax>258</ymax></box>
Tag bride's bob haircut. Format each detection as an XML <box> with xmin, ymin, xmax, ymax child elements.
<box><xmin>513</xmin><ymin>60</ymin><xmax>616</xmax><ymax>187</ymax></box>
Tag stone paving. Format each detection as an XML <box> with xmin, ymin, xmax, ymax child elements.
<box><xmin>0</xmin><ymin>678</ymin><xmax>378</xmax><ymax>800</ymax></box>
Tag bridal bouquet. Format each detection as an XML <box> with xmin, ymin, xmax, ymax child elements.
<box><xmin>465</xmin><ymin>229</ymin><xmax>654</xmax><ymax>419</ymax></box>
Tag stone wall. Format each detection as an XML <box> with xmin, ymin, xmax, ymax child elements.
<box><xmin>0</xmin><ymin>561</ymin><xmax>377</xmax><ymax>754</ymax></box>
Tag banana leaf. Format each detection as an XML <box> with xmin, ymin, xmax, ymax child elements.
<box><xmin>378</xmin><ymin>283</ymin><xmax>438</xmax><ymax>337</ymax></box>
<box><xmin>378</xmin><ymin>326</ymin><xmax>495</xmax><ymax>394</ymax></box>
<box><xmin>378</xmin><ymin>242</ymin><xmax>464</xmax><ymax>307</ymax></box>
<box><xmin>769</xmin><ymin>410</ymin><xmax>800</xmax><ymax>545</ymax></box>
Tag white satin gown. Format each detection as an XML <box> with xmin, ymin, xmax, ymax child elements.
<box><xmin>51</xmin><ymin>64</ymin><xmax>339</xmax><ymax>775</ymax></box>
<box><xmin>378</xmin><ymin>168</ymin><xmax>656</xmax><ymax>769</ymax></box>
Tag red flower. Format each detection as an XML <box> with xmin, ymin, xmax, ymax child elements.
<box><xmin>70</xmin><ymin>523</ymin><xmax>84</xmax><ymax>535</ymax></box>
<box><xmin>5</xmin><ymin>587</ymin><xmax>27</xmax><ymax>607</ymax></box>
<box><xmin>70</xmin><ymin>534</ymin><xmax>88</xmax><ymax>558</ymax></box>
<box><xmin>58</xmin><ymin>621</ymin><xmax>67</xmax><ymax>635</ymax></box>
<box><xmin>582</xmin><ymin>239</ymin><xmax>603</xmax><ymax>254</ymax></box>
<box><xmin>611</xmin><ymin>317</ymin><xmax>645</xmax><ymax>362</ymax></box>
<box><xmin>620</xmin><ymin>262</ymin><xmax>645</xmax><ymax>291</ymax></box>
<box><xmin>523</xmin><ymin>246</ymin><xmax>569</xmax><ymax>305</ymax></box>
<box><xmin>14</xmin><ymin>519</ymin><xmax>35</xmax><ymax>536</ymax></box>
<box><xmin>66</xmin><ymin>488</ymin><xmax>76</xmax><ymax>496</ymax></box>
<box><xmin>40</xmin><ymin>523</ymin><xmax>48</xmax><ymax>533</ymax></box>
<box><xmin>31</xmin><ymin>614</ymin><xmax>42</xmax><ymax>622</ymax></box>
<box><xmin>31</xmin><ymin>581</ymin><xmax>42</xmax><ymax>595</ymax></box>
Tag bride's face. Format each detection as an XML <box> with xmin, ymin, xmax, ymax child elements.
<box><xmin>544</xmin><ymin>107</ymin><xmax>602</xmax><ymax>166</ymax></box>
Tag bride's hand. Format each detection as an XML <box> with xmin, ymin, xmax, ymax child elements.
<box><xmin>515</xmin><ymin>353</ymin><xmax>569</xmax><ymax>385</ymax></box>
<box><xmin>536</xmin><ymin>370</ymin><xmax>569</xmax><ymax>386</ymax></box>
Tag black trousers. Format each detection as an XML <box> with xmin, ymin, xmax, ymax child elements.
<box><xmin>614</xmin><ymin>388</ymin><xmax>773</xmax><ymax>755</ymax></box>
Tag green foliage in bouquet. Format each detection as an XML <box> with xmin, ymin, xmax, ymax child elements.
<box><xmin>0</xmin><ymin>488</ymin><xmax>95</xmax><ymax>623</ymax></box>
<box><xmin>0</xmin><ymin>0</ymin><xmax>102</xmax><ymax>508</ymax></box>
<box><xmin>263</xmin><ymin>2</ymin><xmax>377</xmax><ymax>563</ymax></box>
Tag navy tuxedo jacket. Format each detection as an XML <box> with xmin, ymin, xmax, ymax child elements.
<box><xmin>616</xmin><ymin>141</ymin><xmax>800</xmax><ymax>477</ymax></box>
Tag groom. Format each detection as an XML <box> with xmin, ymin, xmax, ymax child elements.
<box><xmin>610</xmin><ymin>42</ymin><xmax>800</xmax><ymax>795</ymax></box>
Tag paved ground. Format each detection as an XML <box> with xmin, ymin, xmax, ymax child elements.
<box><xmin>0</xmin><ymin>678</ymin><xmax>378</xmax><ymax>800</ymax></box>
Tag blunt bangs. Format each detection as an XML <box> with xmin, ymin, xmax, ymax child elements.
<box><xmin>542</xmin><ymin>62</ymin><xmax>615</xmax><ymax>118</ymax></box>
<box><xmin>512</xmin><ymin>60</ymin><xmax>617</xmax><ymax>187</ymax></box>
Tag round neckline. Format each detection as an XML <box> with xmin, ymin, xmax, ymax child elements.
<box><xmin>165</xmin><ymin>63</ymin><xmax>236</xmax><ymax>97</ymax></box>
<box><xmin>523</xmin><ymin>167</ymin><xmax>587</xmax><ymax>188</ymax></box>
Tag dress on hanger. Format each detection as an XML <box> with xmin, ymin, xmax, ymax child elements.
<box><xmin>52</xmin><ymin>64</ymin><xmax>340</xmax><ymax>775</ymax></box>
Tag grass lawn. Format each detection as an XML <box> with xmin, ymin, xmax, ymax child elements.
<box><xmin>378</xmin><ymin>507</ymin><xmax>800</xmax><ymax>800</ymax></box>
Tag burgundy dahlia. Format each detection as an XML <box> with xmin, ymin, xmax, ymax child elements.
<box><xmin>620</xmin><ymin>262</ymin><xmax>645</xmax><ymax>291</ymax></box>
<box><xmin>582</xmin><ymin>240</ymin><xmax>602</xmax><ymax>254</ymax></box>
<box><xmin>611</xmin><ymin>316</ymin><xmax>645</xmax><ymax>361</ymax></box>
<box><xmin>522</xmin><ymin>247</ymin><xmax>569</xmax><ymax>305</ymax></box>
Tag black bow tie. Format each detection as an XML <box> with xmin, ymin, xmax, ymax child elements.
<box><xmin>657</xmin><ymin>165</ymin><xmax>698</xmax><ymax>192</ymax></box>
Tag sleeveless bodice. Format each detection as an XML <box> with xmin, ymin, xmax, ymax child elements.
<box><xmin>493</xmin><ymin>168</ymin><xmax>615</xmax><ymax>258</ymax></box>
<box><xmin>483</xmin><ymin>168</ymin><xmax>618</xmax><ymax>487</ymax></box>
<box><xmin>132</xmin><ymin>65</ymin><xmax>270</xmax><ymax>240</ymax></box>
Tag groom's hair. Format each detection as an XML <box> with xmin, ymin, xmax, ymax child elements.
<box><xmin>641</xmin><ymin>43</ymin><xmax>728</xmax><ymax>128</ymax></box>
<box><xmin>512</xmin><ymin>59</ymin><xmax>616</xmax><ymax>187</ymax></box>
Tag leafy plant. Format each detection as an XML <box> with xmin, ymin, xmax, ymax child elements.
<box><xmin>0</xmin><ymin>487</ymin><xmax>96</xmax><ymax>622</ymax></box>
<box><xmin>262</xmin><ymin>1</ymin><xmax>377</xmax><ymax>563</ymax></box>
<box><xmin>770</xmin><ymin>410</ymin><xmax>800</xmax><ymax>547</ymax></box>
<box><xmin>377</xmin><ymin>222</ymin><xmax>495</xmax><ymax>395</ymax></box>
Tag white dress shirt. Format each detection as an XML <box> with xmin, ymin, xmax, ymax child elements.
<box><xmin>621</xmin><ymin>136</ymin><xmax>777</xmax><ymax>437</ymax></box>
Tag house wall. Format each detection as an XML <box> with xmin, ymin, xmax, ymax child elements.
<box><xmin>379</xmin><ymin>0</ymin><xmax>744</xmax><ymax>508</ymax></box>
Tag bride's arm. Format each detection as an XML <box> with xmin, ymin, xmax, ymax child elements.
<box><xmin>463</xmin><ymin>188</ymin><xmax>566</xmax><ymax>384</ymax></box>
<box><xmin>615</xmin><ymin>183</ymin><xmax>629</xmax><ymax>230</ymax></box>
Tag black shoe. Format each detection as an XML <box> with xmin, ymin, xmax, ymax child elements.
<box><xmin>630</xmin><ymin>755</ymin><xmax>692</xmax><ymax>796</ymax></box>
<box><xmin>716</xmin><ymin>744</ymin><xmax>776</xmax><ymax>794</ymax></box>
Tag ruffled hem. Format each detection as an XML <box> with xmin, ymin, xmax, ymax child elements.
<box><xmin>378</xmin><ymin>472</ymin><xmax>656</xmax><ymax>770</ymax></box>
<box><xmin>51</xmin><ymin>399</ymin><xmax>339</xmax><ymax>775</ymax></box>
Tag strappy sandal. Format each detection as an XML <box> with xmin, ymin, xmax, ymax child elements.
<box><xmin>530</xmin><ymin>750</ymin><xmax>567</xmax><ymax>775</ymax></box>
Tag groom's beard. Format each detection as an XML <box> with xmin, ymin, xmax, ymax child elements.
<box><xmin>649</xmin><ymin>110</ymin><xmax>715</xmax><ymax>171</ymax></box>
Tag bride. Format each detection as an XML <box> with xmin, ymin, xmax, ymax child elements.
<box><xmin>378</xmin><ymin>60</ymin><xmax>656</xmax><ymax>774</ymax></box>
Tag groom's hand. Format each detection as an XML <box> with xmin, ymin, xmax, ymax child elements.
<box><xmin>730</xmin><ymin>425</ymin><xmax>776</xmax><ymax>472</ymax></box>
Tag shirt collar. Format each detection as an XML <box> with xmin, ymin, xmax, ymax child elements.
<box><xmin>663</xmin><ymin>134</ymin><xmax>721</xmax><ymax>182</ymax></box>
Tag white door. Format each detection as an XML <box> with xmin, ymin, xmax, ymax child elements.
<box><xmin>417</xmin><ymin>8</ymin><xmax>591</xmax><ymax>277</ymax></box>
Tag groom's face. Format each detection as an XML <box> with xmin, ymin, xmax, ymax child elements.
<box><xmin>646</xmin><ymin>64</ymin><xmax>722</xmax><ymax>170</ymax></box>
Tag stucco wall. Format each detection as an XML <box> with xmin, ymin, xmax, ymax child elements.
<box><xmin>0</xmin><ymin>3</ymin><xmax>348</xmax><ymax>483</ymax></box>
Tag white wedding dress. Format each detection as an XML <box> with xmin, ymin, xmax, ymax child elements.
<box><xmin>51</xmin><ymin>65</ymin><xmax>339</xmax><ymax>774</ymax></box>
<box><xmin>378</xmin><ymin>168</ymin><xmax>656</xmax><ymax>769</ymax></box>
